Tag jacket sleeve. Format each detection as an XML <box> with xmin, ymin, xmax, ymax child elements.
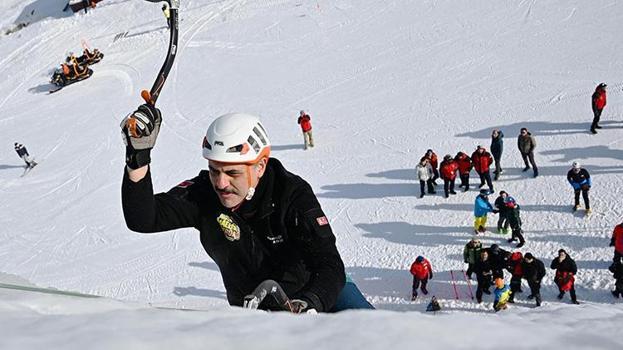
<box><xmin>570</xmin><ymin>259</ymin><xmax>578</xmax><ymax>275</ymax></box>
<box><xmin>463</xmin><ymin>246</ymin><xmax>469</xmax><ymax>263</ymax></box>
<box><xmin>288</xmin><ymin>185</ymin><xmax>346</xmax><ymax>312</ymax></box>
<box><xmin>428</xmin><ymin>261</ymin><xmax>433</xmax><ymax>279</ymax></box>
<box><xmin>530</xmin><ymin>136</ymin><xmax>536</xmax><ymax>151</ymax></box>
<box><xmin>121</xmin><ymin>168</ymin><xmax>201</xmax><ymax>233</ymax></box>
<box><xmin>550</xmin><ymin>258</ymin><xmax>559</xmax><ymax>270</ymax></box>
<box><xmin>537</xmin><ymin>261</ymin><xmax>546</xmax><ymax>280</ymax></box>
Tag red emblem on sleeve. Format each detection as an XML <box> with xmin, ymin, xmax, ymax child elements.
<box><xmin>316</xmin><ymin>216</ymin><xmax>329</xmax><ymax>226</ymax></box>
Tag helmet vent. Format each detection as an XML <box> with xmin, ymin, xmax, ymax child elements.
<box><xmin>253</xmin><ymin>126</ymin><xmax>267</xmax><ymax>146</ymax></box>
<box><xmin>202</xmin><ymin>136</ymin><xmax>212</xmax><ymax>150</ymax></box>
<box><xmin>247</xmin><ymin>136</ymin><xmax>260</xmax><ymax>153</ymax></box>
<box><xmin>226</xmin><ymin>144</ymin><xmax>244</xmax><ymax>153</ymax></box>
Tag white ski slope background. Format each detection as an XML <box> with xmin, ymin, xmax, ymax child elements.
<box><xmin>1</xmin><ymin>0</ymin><xmax>623</xmax><ymax>348</ymax></box>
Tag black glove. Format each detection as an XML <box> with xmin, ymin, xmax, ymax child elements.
<box><xmin>121</xmin><ymin>104</ymin><xmax>162</xmax><ymax>169</ymax></box>
<box><xmin>610</xmin><ymin>237</ymin><xmax>615</xmax><ymax>247</ymax></box>
<box><xmin>492</xmin><ymin>209</ymin><xmax>500</xmax><ymax>214</ymax></box>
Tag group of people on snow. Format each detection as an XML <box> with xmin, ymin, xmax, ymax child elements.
<box><xmin>416</xmin><ymin>126</ymin><xmax>540</xmax><ymax>199</ymax></box>
<box><xmin>409</xmin><ymin>82</ymin><xmax>618</xmax><ymax>310</ymax></box>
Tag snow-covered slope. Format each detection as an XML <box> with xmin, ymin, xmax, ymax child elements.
<box><xmin>1</xmin><ymin>0</ymin><xmax>622</xmax><ymax>348</ymax></box>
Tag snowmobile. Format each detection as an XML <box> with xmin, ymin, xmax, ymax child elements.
<box><xmin>65</xmin><ymin>48</ymin><xmax>104</xmax><ymax>67</ymax></box>
<box><xmin>50</xmin><ymin>63</ymin><xmax>93</xmax><ymax>89</ymax></box>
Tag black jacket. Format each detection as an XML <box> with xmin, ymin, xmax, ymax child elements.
<box><xmin>474</xmin><ymin>258</ymin><xmax>493</xmax><ymax>281</ymax></box>
<box><xmin>490</xmin><ymin>131</ymin><xmax>504</xmax><ymax>159</ymax></box>
<box><xmin>15</xmin><ymin>144</ymin><xmax>28</xmax><ymax>157</ymax></box>
<box><xmin>550</xmin><ymin>256</ymin><xmax>577</xmax><ymax>274</ymax></box>
<box><xmin>122</xmin><ymin>158</ymin><xmax>345</xmax><ymax>312</ymax></box>
<box><xmin>522</xmin><ymin>258</ymin><xmax>546</xmax><ymax>283</ymax></box>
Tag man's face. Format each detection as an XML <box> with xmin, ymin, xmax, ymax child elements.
<box><xmin>208</xmin><ymin>159</ymin><xmax>266</xmax><ymax>208</ymax></box>
<box><xmin>520</xmin><ymin>130</ymin><xmax>527</xmax><ymax>136</ymax></box>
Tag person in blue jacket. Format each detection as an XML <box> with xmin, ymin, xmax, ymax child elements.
<box><xmin>490</xmin><ymin>129</ymin><xmax>504</xmax><ymax>181</ymax></box>
<box><xmin>567</xmin><ymin>161</ymin><xmax>591</xmax><ymax>214</ymax></box>
<box><xmin>474</xmin><ymin>189</ymin><xmax>498</xmax><ymax>234</ymax></box>
<box><xmin>493</xmin><ymin>277</ymin><xmax>511</xmax><ymax>311</ymax></box>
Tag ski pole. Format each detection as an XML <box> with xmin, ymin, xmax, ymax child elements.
<box><xmin>462</xmin><ymin>269</ymin><xmax>475</xmax><ymax>300</ymax></box>
<box><xmin>140</xmin><ymin>0</ymin><xmax>179</xmax><ymax>106</ymax></box>
<box><xmin>449</xmin><ymin>270</ymin><xmax>459</xmax><ymax>300</ymax></box>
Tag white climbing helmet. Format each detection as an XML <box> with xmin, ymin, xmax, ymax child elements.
<box><xmin>202</xmin><ymin>113</ymin><xmax>271</xmax><ymax>164</ymax></box>
<box><xmin>572</xmin><ymin>161</ymin><xmax>580</xmax><ymax>169</ymax></box>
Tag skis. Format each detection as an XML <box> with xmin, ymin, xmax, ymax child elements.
<box><xmin>20</xmin><ymin>162</ymin><xmax>38</xmax><ymax>177</ymax></box>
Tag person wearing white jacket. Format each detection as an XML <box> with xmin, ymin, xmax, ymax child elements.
<box><xmin>416</xmin><ymin>157</ymin><xmax>435</xmax><ymax>198</ymax></box>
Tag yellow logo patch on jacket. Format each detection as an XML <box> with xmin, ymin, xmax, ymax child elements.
<box><xmin>217</xmin><ymin>214</ymin><xmax>240</xmax><ymax>241</ymax></box>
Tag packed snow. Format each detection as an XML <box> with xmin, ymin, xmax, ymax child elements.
<box><xmin>1</xmin><ymin>0</ymin><xmax>622</xmax><ymax>348</ymax></box>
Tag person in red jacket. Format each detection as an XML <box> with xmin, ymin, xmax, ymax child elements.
<box><xmin>471</xmin><ymin>145</ymin><xmax>494</xmax><ymax>194</ymax></box>
<box><xmin>297</xmin><ymin>110</ymin><xmax>314</xmax><ymax>149</ymax></box>
<box><xmin>591</xmin><ymin>83</ymin><xmax>607</xmax><ymax>134</ymax></box>
<box><xmin>506</xmin><ymin>251</ymin><xmax>523</xmax><ymax>303</ymax></box>
<box><xmin>611</xmin><ymin>222</ymin><xmax>623</xmax><ymax>263</ymax></box>
<box><xmin>410</xmin><ymin>256</ymin><xmax>433</xmax><ymax>300</ymax></box>
<box><xmin>424</xmin><ymin>149</ymin><xmax>439</xmax><ymax>186</ymax></box>
<box><xmin>455</xmin><ymin>152</ymin><xmax>472</xmax><ymax>191</ymax></box>
<box><xmin>439</xmin><ymin>154</ymin><xmax>458</xmax><ymax>198</ymax></box>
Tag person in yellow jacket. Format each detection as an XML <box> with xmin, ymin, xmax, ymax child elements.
<box><xmin>162</xmin><ymin>3</ymin><xmax>171</xmax><ymax>28</ymax></box>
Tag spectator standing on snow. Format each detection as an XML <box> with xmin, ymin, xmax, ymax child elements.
<box><xmin>474</xmin><ymin>189</ymin><xmax>497</xmax><ymax>234</ymax></box>
<box><xmin>475</xmin><ymin>250</ymin><xmax>493</xmax><ymax>303</ymax></box>
<box><xmin>591</xmin><ymin>83</ymin><xmax>607</xmax><ymax>134</ymax></box>
<box><xmin>485</xmin><ymin>244</ymin><xmax>510</xmax><ymax>279</ymax></box>
<box><xmin>611</xmin><ymin>222</ymin><xmax>623</xmax><ymax>263</ymax></box>
<box><xmin>517</xmin><ymin>127</ymin><xmax>538</xmax><ymax>177</ymax></box>
<box><xmin>567</xmin><ymin>161</ymin><xmax>591</xmax><ymax>215</ymax></box>
<box><xmin>609</xmin><ymin>260</ymin><xmax>623</xmax><ymax>298</ymax></box>
<box><xmin>14</xmin><ymin>142</ymin><xmax>36</xmax><ymax>168</ymax></box>
<box><xmin>297</xmin><ymin>110</ymin><xmax>314</xmax><ymax>150</ymax></box>
<box><xmin>471</xmin><ymin>145</ymin><xmax>494</xmax><ymax>193</ymax></box>
<box><xmin>439</xmin><ymin>154</ymin><xmax>458</xmax><ymax>198</ymax></box>
<box><xmin>550</xmin><ymin>249</ymin><xmax>579</xmax><ymax>304</ymax></box>
<box><xmin>410</xmin><ymin>256</ymin><xmax>433</xmax><ymax>301</ymax></box>
<box><xmin>503</xmin><ymin>195</ymin><xmax>525</xmax><ymax>248</ymax></box>
<box><xmin>455</xmin><ymin>152</ymin><xmax>472</xmax><ymax>191</ymax></box>
<box><xmin>424</xmin><ymin>149</ymin><xmax>439</xmax><ymax>186</ymax></box>
<box><xmin>490</xmin><ymin>129</ymin><xmax>504</xmax><ymax>180</ymax></box>
<box><xmin>463</xmin><ymin>238</ymin><xmax>482</xmax><ymax>279</ymax></box>
<box><xmin>521</xmin><ymin>252</ymin><xmax>545</xmax><ymax>307</ymax></box>
<box><xmin>415</xmin><ymin>157</ymin><xmax>435</xmax><ymax>198</ymax></box>
<box><xmin>494</xmin><ymin>191</ymin><xmax>511</xmax><ymax>235</ymax></box>
<box><xmin>506</xmin><ymin>252</ymin><xmax>523</xmax><ymax>303</ymax></box>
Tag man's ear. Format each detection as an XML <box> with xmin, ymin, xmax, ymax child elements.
<box><xmin>256</xmin><ymin>157</ymin><xmax>268</xmax><ymax>178</ymax></box>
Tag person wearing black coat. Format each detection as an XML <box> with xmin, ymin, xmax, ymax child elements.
<box><xmin>484</xmin><ymin>244</ymin><xmax>510</xmax><ymax>279</ymax></box>
<box><xmin>490</xmin><ymin>129</ymin><xmax>504</xmax><ymax>180</ymax></box>
<box><xmin>609</xmin><ymin>260</ymin><xmax>623</xmax><ymax>298</ymax></box>
<box><xmin>521</xmin><ymin>252</ymin><xmax>545</xmax><ymax>306</ymax></box>
<box><xmin>494</xmin><ymin>191</ymin><xmax>510</xmax><ymax>234</ymax></box>
<box><xmin>550</xmin><ymin>249</ymin><xmax>579</xmax><ymax>304</ymax></box>
<box><xmin>474</xmin><ymin>250</ymin><xmax>494</xmax><ymax>303</ymax></box>
<box><xmin>121</xmin><ymin>112</ymin><xmax>370</xmax><ymax>313</ymax></box>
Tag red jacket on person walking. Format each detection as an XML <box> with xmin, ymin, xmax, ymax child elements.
<box><xmin>410</xmin><ymin>257</ymin><xmax>433</xmax><ymax>280</ymax></box>
<box><xmin>298</xmin><ymin>114</ymin><xmax>312</xmax><ymax>132</ymax></box>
